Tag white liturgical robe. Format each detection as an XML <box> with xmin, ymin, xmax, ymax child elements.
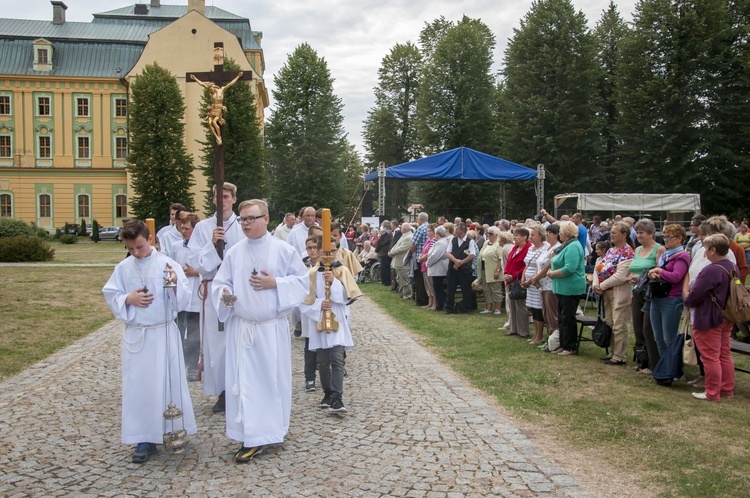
<box><xmin>212</xmin><ymin>232</ymin><xmax>309</xmax><ymax>447</ymax></box>
<box><xmin>102</xmin><ymin>249</ymin><xmax>197</xmax><ymax>444</ymax></box>
<box><xmin>187</xmin><ymin>213</ymin><xmax>244</xmax><ymax>395</ymax></box>
<box><xmin>299</xmin><ymin>270</ymin><xmax>354</xmax><ymax>351</ymax></box>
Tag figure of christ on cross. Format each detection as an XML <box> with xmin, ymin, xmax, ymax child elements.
<box><xmin>189</xmin><ymin>72</ymin><xmax>243</xmax><ymax>145</ymax></box>
<box><xmin>186</xmin><ymin>42</ymin><xmax>253</xmax><ymax>257</ymax></box>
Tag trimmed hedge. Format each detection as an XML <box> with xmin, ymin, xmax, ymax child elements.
<box><xmin>0</xmin><ymin>236</ymin><xmax>55</xmax><ymax>262</ymax></box>
<box><xmin>58</xmin><ymin>234</ymin><xmax>78</xmax><ymax>244</ymax></box>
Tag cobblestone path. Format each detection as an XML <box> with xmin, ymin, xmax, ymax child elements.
<box><xmin>0</xmin><ymin>296</ymin><xmax>593</xmax><ymax>497</ymax></box>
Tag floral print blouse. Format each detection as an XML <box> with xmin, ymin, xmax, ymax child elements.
<box><xmin>595</xmin><ymin>244</ymin><xmax>635</xmax><ymax>283</ymax></box>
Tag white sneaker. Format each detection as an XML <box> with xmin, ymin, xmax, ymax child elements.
<box><xmin>480</xmin><ymin>309</ymin><xmax>492</xmax><ymax>314</ymax></box>
<box><xmin>493</xmin><ymin>310</ymin><xmax>503</xmax><ymax>315</ymax></box>
<box><xmin>692</xmin><ymin>392</ymin><xmax>709</xmax><ymax>400</ymax></box>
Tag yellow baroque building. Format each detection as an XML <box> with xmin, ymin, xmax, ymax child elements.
<box><xmin>0</xmin><ymin>0</ymin><xmax>267</xmax><ymax>232</ymax></box>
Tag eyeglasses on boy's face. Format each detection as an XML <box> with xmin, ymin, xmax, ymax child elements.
<box><xmin>306</xmin><ymin>245</ymin><xmax>319</xmax><ymax>251</ymax></box>
<box><xmin>239</xmin><ymin>215</ymin><xmax>266</xmax><ymax>224</ymax></box>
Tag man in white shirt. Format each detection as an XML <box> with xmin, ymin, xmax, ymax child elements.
<box><xmin>444</xmin><ymin>222</ymin><xmax>477</xmax><ymax>314</ymax></box>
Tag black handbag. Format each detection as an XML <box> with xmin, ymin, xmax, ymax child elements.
<box><xmin>632</xmin><ymin>267</ymin><xmax>652</xmax><ymax>296</ymax></box>
<box><xmin>592</xmin><ymin>298</ymin><xmax>612</xmax><ymax>348</ymax></box>
<box><xmin>648</xmin><ymin>278</ymin><xmax>672</xmax><ymax>298</ymax></box>
<box><xmin>508</xmin><ymin>280</ymin><xmax>526</xmax><ymax>300</ymax></box>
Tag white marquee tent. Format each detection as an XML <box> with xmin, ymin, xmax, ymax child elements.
<box><xmin>554</xmin><ymin>193</ymin><xmax>701</xmax><ymax>213</ymax></box>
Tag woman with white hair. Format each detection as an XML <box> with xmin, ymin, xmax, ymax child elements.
<box><xmin>427</xmin><ymin>225</ymin><xmax>450</xmax><ymax>311</ymax></box>
<box><xmin>388</xmin><ymin>223</ymin><xmax>413</xmax><ymax>299</ymax></box>
<box><xmin>357</xmin><ymin>240</ymin><xmax>377</xmax><ymax>264</ymax></box>
<box><xmin>479</xmin><ymin>226</ymin><xmax>504</xmax><ymax>314</ymax></box>
<box><xmin>547</xmin><ymin>221</ymin><xmax>586</xmax><ymax>355</ymax></box>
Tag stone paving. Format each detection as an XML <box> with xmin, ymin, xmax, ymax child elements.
<box><xmin>0</xmin><ymin>295</ymin><xmax>593</xmax><ymax>497</ymax></box>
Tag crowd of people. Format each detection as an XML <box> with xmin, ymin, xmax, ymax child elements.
<box><xmin>102</xmin><ymin>193</ymin><xmax>748</xmax><ymax>466</ymax></box>
<box><xmin>371</xmin><ymin>210</ymin><xmax>749</xmax><ymax>402</ymax></box>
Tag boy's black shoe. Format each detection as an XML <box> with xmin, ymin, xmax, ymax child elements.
<box><xmin>319</xmin><ymin>389</ymin><xmax>332</xmax><ymax>408</ymax></box>
<box><xmin>328</xmin><ymin>392</ymin><xmax>347</xmax><ymax>413</ymax></box>
<box><xmin>293</xmin><ymin>325</ymin><xmax>302</xmax><ymax>338</ymax></box>
<box><xmin>132</xmin><ymin>442</ymin><xmax>158</xmax><ymax>463</ymax></box>
<box><xmin>234</xmin><ymin>445</ymin><xmax>264</xmax><ymax>463</ymax></box>
<box><xmin>212</xmin><ymin>391</ymin><xmax>225</xmax><ymax>413</ymax></box>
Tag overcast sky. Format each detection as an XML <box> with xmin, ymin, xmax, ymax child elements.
<box><xmin>13</xmin><ymin>0</ymin><xmax>638</xmax><ymax>156</ymax></box>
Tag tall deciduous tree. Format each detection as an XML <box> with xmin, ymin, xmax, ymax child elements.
<box><xmin>615</xmin><ymin>0</ymin><xmax>750</xmax><ymax>215</ymax></box>
<box><xmin>499</xmin><ymin>0</ymin><xmax>601</xmax><ymax>214</ymax></box>
<box><xmin>363</xmin><ymin>42</ymin><xmax>422</xmax><ymax>219</ymax></box>
<box><xmin>594</xmin><ymin>2</ymin><xmax>630</xmax><ymax>181</ymax></box>
<box><xmin>198</xmin><ymin>58</ymin><xmax>264</xmax><ymax>213</ymax></box>
<box><xmin>265</xmin><ymin>43</ymin><xmax>348</xmax><ymax>218</ymax></box>
<box><xmin>128</xmin><ymin>63</ymin><xmax>195</xmax><ymax>227</ymax></box>
<box><xmin>416</xmin><ymin>16</ymin><xmax>500</xmax><ymax>218</ymax></box>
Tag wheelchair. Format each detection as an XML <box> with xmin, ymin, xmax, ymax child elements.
<box><xmin>357</xmin><ymin>259</ymin><xmax>381</xmax><ymax>284</ymax></box>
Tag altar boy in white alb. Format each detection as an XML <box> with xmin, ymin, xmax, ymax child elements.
<box><xmin>212</xmin><ymin>199</ymin><xmax>309</xmax><ymax>463</ymax></box>
<box><xmin>188</xmin><ymin>183</ymin><xmax>244</xmax><ymax>413</ymax></box>
<box><xmin>102</xmin><ymin>220</ymin><xmax>197</xmax><ymax>464</ymax></box>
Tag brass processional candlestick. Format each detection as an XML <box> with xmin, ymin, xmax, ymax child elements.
<box><xmin>317</xmin><ymin>252</ymin><xmax>339</xmax><ymax>334</ymax></box>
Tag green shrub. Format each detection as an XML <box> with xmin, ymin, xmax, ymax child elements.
<box><xmin>0</xmin><ymin>236</ymin><xmax>55</xmax><ymax>262</ymax></box>
<box><xmin>0</xmin><ymin>218</ymin><xmax>37</xmax><ymax>238</ymax></box>
<box><xmin>91</xmin><ymin>219</ymin><xmax>100</xmax><ymax>243</ymax></box>
<box><xmin>58</xmin><ymin>234</ymin><xmax>78</xmax><ymax>244</ymax></box>
<box><xmin>80</xmin><ymin>219</ymin><xmax>87</xmax><ymax>237</ymax></box>
<box><xmin>30</xmin><ymin>223</ymin><xmax>50</xmax><ymax>240</ymax></box>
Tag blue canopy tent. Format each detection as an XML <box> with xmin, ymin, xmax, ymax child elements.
<box><xmin>364</xmin><ymin>147</ymin><xmax>537</xmax><ymax>182</ymax></box>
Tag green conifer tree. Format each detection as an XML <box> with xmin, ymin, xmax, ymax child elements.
<box><xmin>127</xmin><ymin>63</ymin><xmax>195</xmax><ymax>227</ymax></box>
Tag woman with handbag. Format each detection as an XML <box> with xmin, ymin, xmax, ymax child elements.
<box><xmin>521</xmin><ymin>224</ymin><xmax>549</xmax><ymax>343</ymax></box>
<box><xmin>648</xmin><ymin>224</ymin><xmax>690</xmax><ymax>357</ymax></box>
<box><xmin>529</xmin><ymin>224</ymin><xmax>563</xmax><ymax>342</ymax></box>
<box><xmin>504</xmin><ymin>227</ymin><xmax>531</xmax><ymax>337</ymax></box>
<box><xmin>592</xmin><ymin>222</ymin><xmax>635</xmax><ymax>365</ymax></box>
<box><xmin>683</xmin><ymin>234</ymin><xmax>737</xmax><ymax>401</ymax></box>
<box><xmin>547</xmin><ymin>221</ymin><xmax>586</xmax><ymax>355</ymax></box>
<box><xmin>628</xmin><ymin>219</ymin><xmax>666</xmax><ymax>374</ymax></box>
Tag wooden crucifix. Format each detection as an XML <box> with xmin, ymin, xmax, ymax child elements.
<box><xmin>186</xmin><ymin>42</ymin><xmax>252</xmax><ymax>258</ymax></box>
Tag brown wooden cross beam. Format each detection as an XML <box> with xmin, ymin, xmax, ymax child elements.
<box><xmin>186</xmin><ymin>42</ymin><xmax>252</xmax><ymax>258</ymax></box>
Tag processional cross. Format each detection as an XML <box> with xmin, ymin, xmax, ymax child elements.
<box><xmin>186</xmin><ymin>42</ymin><xmax>252</xmax><ymax>258</ymax></box>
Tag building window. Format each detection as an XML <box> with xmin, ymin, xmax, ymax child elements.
<box><xmin>115</xmin><ymin>99</ymin><xmax>127</xmax><ymax>117</ymax></box>
<box><xmin>77</xmin><ymin>98</ymin><xmax>89</xmax><ymax>117</ymax></box>
<box><xmin>37</xmin><ymin>49</ymin><xmax>48</xmax><ymax>64</ymax></box>
<box><xmin>38</xmin><ymin>97</ymin><xmax>51</xmax><ymax>116</ymax></box>
<box><xmin>78</xmin><ymin>194</ymin><xmax>90</xmax><ymax>219</ymax></box>
<box><xmin>39</xmin><ymin>194</ymin><xmax>51</xmax><ymax>218</ymax></box>
<box><xmin>77</xmin><ymin>137</ymin><xmax>89</xmax><ymax>158</ymax></box>
<box><xmin>0</xmin><ymin>96</ymin><xmax>9</xmax><ymax>115</ymax></box>
<box><xmin>0</xmin><ymin>194</ymin><xmax>11</xmax><ymax>217</ymax></box>
<box><xmin>0</xmin><ymin>136</ymin><xmax>11</xmax><ymax>158</ymax></box>
<box><xmin>39</xmin><ymin>136</ymin><xmax>51</xmax><ymax>158</ymax></box>
<box><xmin>115</xmin><ymin>137</ymin><xmax>128</xmax><ymax>159</ymax></box>
<box><xmin>116</xmin><ymin>194</ymin><xmax>128</xmax><ymax>218</ymax></box>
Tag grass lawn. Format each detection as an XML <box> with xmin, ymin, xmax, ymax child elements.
<box><xmin>362</xmin><ymin>283</ymin><xmax>750</xmax><ymax>497</ymax></box>
<box><xmin>0</xmin><ymin>240</ymin><xmax>124</xmax><ymax>379</ymax></box>
<box><xmin>0</xmin><ymin>265</ymin><xmax>114</xmax><ymax>380</ymax></box>
<box><xmin>49</xmin><ymin>238</ymin><xmax>128</xmax><ymax>264</ymax></box>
